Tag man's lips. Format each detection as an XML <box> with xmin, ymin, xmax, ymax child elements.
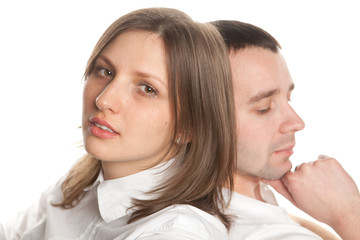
<box><xmin>274</xmin><ymin>144</ymin><xmax>295</xmax><ymax>155</ymax></box>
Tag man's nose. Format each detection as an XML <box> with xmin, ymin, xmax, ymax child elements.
<box><xmin>279</xmin><ymin>104</ymin><xmax>305</xmax><ymax>134</ymax></box>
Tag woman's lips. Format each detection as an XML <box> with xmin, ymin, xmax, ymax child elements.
<box><xmin>89</xmin><ymin>116</ymin><xmax>119</xmax><ymax>139</ymax></box>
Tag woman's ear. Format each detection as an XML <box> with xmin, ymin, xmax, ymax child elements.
<box><xmin>176</xmin><ymin>137</ymin><xmax>182</xmax><ymax>144</ymax></box>
<box><xmin>175</xmin><ymin>133</ymin><xmax>192</xmax><ymax>145</ymax></box>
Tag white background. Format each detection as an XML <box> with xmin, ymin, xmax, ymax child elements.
<box><xmin>1</xmin><ymin>0</ymin><xmax>359</xmax><ymax>234</ymax></box>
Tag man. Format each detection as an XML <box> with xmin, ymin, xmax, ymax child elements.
<box><xmin>212</xmin><ymin>20</ymin><xmax>360</xmax><ymax>239</ymax></box>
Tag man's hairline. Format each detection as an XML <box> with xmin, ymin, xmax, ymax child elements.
<box><xmin>228</xmin><ymin>45</ymin><xmax>280</xmax><ymax>56</ymax></box>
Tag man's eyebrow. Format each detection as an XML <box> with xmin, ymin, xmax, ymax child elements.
<box><xmin>248</xmin><ymin>84</ymin><xmax>295</xmax><ymax>104</ymax></box>
<box><xmin>248</xmin><ymin>88</ymin><xmax>280</xmax><ymax>104</ymax></box>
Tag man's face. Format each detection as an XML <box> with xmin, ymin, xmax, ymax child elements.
<box><xmin>230</xmin><ymin>47</ymin><xmax>305</xmax><ymax>180</ymax></box>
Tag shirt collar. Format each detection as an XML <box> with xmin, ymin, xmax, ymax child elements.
<box><xmin>228</xmin><ymin>184</ymin><xmax>290</xmax><ymax>224</ymax></box>
<box><xmin>94</xmin><ymin>160</ymin><xmax>173</xmax><ymax>223</ymax></box>
<box><xmin>83</xmin><ymin>170</ymin><xmax>104</xmax><ymax>192</ymax></box>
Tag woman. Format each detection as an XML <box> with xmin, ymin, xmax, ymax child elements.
<box><xmin>0</xmin><ymin>8</ymin><xmax>236</xmax><ymax>239</ymax></box>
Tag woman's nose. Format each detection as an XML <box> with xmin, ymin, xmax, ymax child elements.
<box><xmin>95</xmin><ymin>82</ymin><xmax>122</xmax><ymax>113</ymax></box>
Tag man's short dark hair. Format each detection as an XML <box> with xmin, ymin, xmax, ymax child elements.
<box><xmin>211</xmin><ymin>20</ymin><xmax>281</xmax><ymax>52</ymax></box>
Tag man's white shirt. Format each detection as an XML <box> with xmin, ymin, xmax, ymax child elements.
<box><xmin>228</xmin><ymin>183</ymin><xmax>322</xmax><ymax>240</ymax></box>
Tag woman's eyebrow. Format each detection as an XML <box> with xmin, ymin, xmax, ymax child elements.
<box><xmin>95</xmin><ymin>55</ymin><xmax>116</xmax><ymax>70</ymax></box>
<box><xmin>134</xmin><ymin>71</ymin><xmax>166</xmax><ymax>86</ymax></box>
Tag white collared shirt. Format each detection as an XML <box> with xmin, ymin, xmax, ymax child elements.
<box><xmin>0</xmin><ymin>161</ymin><xmax>227</xmax><ymax>240</ymax></box>
<box><xmin>228</xmin><ymin>184</ymin><xmax>322</xmax><ymax>240</ymax></box>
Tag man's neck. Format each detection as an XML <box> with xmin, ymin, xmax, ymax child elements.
<box><xmin>234</xmin><ymin>171</ymin><xmax>265</xmax><ymax>202</ymax></box>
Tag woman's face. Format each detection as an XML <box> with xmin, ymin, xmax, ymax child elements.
<box><xmin>82</xmin><ymin>30</ymin><xmax>174</xmax><ymax>178</ymax></box>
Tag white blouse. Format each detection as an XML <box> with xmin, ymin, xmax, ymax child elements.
<box><xmin>0</xmin><ymin>161</ymin><xmax>227</xmax><ymax>239</ymax></box>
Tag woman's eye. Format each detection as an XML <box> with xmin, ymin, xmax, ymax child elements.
<box><xmin>92</xmin><ymin>65</ymin><xmax>113</xmax><ymax>80</ymax></box>
<box><xmin>99</xmin><ymin>68</ymin><xmax>113</xmax><ymax>78</ymax></box>
<box><xmin>139</xmin><ymin>83</ymin><xmax>158</xmax><ymax>96</ymax></box>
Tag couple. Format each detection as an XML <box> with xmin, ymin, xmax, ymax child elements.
<box><xmin>1</xmin><ymin>8</ymin><xmax>359</xmax><ymax>240</ymax></box>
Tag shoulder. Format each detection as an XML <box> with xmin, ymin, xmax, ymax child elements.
<box><xmin>290</xmin><ymin>215</ymin><xmax>340</xmax><ymax>240</ymax></box>
<box><xmin>165</xmin><ymin>204</ymin><xmax>227</xmax><ymax>234</ymax></box>
<box><xmin>36</xmin><ymin>174</ymin><xmax>67</xmax><ymax>205</ymax></box>
<box><xmin>229</xmin><ymin>222</ymin><xmax>322</xmax><ymax>240</ymax></box>
<box><xmin>227</xmin><ymin>192</ymin><xmax>322</xmax><ymax>240</ymax></box>
<box><xmin>0</xmin><ymin>175</ymin><xmax>66</xmax><ymax>240</ymax></box>
<box><xmin>124</xmin><ymin>204</ymin><xmax>228</xmax><ymax>240</ymax></box>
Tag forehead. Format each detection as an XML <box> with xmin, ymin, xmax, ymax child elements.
<box><xmin>102</xmin><ymin>30</ymin><xmax>164</xmax><ymax>58</ymax></box>
<box><xmin>229</xmin><ymin>47</ymin><xmax>293</xmax><ymax>103</ymax></box>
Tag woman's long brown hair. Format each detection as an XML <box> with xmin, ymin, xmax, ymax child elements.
<box><xmin>53</xmin><ymin>8</ymin><xmax>236</xmax><ymax>229</ymax></box>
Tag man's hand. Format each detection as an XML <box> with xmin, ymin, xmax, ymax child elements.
<box><xmin>262</xmin><ymin>156</ymin><xmax>360</xmax><ymax>240</ymax></box>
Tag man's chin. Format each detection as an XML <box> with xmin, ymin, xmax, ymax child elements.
<box><xmin>259</xmin><ymin>164</ymin><xmax>292</xmax><ymax>180</ymax></box>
